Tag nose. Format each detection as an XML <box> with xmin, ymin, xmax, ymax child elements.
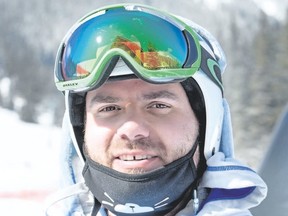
<box><xmin>117</xmin><ymin>118</ymin><xmax>150</xmax><ymax>141</ymax></box>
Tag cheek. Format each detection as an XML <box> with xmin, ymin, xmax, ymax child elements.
<box><xmin>160</xmin><ymin>115</ymin><xmax>199</xmax><ymax>158</ymax></box>
<box><xmin>163</xmin><ymin>122</ymin><xmax>194</xmax><ymax>144</ymax></box>
<box><xmin>84</xmin><ymin>114</ymin><xmax>113</xmax><ymax>159</ymax></box>
<box><xmin>161</xmin><ymin>113</ymin><xmax>198</xmax><ymax>139</ymax></box>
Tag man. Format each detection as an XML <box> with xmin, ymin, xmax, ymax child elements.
<box><xmin>46</xmin><ymin>4</ymin><xmax>267</xmax><ymax>216</ymax></box>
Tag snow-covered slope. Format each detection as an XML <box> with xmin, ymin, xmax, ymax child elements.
<box><xmin>0</xmin><ymin>107</ymin><xmax>62</xmax><ymax>215</ymax></box>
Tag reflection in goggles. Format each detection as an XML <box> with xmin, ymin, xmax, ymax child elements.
<box><xmin>76</xmin><ymin>37</ymin><xmax>181</xmax><ymax>78</ymax></box>
<box><xmin>55</xmin><ymin>5</ymin><xmax>202</xmax><ymax>92</ymax></box>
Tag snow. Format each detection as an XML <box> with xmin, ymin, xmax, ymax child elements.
<box><xmin>0</xmin><ymin>78</ymin><xmax>10</xmax><ymax>99</ymax></box>
<box><xmin>253</xmin><ymin>0</ymin><xmax>288</xmax><ymax>21</ymax></box>
<box><xmin>0</xmin><ymin>107</ymin><xmax>62</xmax><ymax>215</ymax></box>
<box><xmin>203</xmin><ymin>0</ymin><xmax>234</xmax><ymax>10</ymax></box>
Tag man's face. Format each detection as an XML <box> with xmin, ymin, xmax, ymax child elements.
<box><xmin>84</xmin><ymin>79</ymin><xmax>199</xmax><ymax>174</ymax></box>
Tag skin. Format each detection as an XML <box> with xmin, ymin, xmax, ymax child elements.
<box><xmin>84</xmin><ymin>78</ymin><xmax>200</xmax><ymax>215</ymax></box>
<box><xmin>84</xmin><ymin>79</ymin><xmax>200</xmax><ymax>174</ymax></box>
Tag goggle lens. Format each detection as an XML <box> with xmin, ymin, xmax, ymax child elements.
<box><xmin>55</xmin><ymin>6</ymin><xmax>201</xmax><ymax>91</ymax></box>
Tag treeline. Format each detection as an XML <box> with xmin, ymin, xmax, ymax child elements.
<box><xmin>225</xmin><ymin>10</ymin><xmax>288</xmax><ymax>152</ymax></box>
<box><xmin>0</xmin><ymin>0</ymin><xmax>63</xmax><ymax>124</ymax></box>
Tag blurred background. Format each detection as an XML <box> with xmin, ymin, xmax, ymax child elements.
<box><xmin>0</xmin><ymin>0</ymin><xmax>287</xmax><ymax>215</ymax></box>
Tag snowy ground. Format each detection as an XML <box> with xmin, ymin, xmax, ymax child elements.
<box><xmin>0</xmin><ymin>107</ymin><xmax>62</xmax><ymax>215</ymax></box>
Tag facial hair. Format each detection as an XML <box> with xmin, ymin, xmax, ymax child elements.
<box><xmin>84</xmin><ymin>135</ymin><xmax>194</xmax><ymax>175</ymax></box>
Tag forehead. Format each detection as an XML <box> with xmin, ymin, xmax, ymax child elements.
<box><xmin>86</xmin><ymin>79</ymin><xmax>188</xmax><ymax>103</ymax></box>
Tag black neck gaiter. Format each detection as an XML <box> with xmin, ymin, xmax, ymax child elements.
<box><xmin>82</xmin><ymin>144</ymin><xmax>198</xmax><ymax>216</ymax></box>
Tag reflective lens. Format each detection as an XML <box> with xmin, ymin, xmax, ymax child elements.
<box><xmin>55</xmin><ymin>5</ymin><xmax>201</xmax><ymax>91</ymax></box>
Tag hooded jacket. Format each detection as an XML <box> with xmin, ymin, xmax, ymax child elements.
<box><xmin>44</xmin><ymin>99</ymin><xmax>267</xmax><ymax>216</ymax></box>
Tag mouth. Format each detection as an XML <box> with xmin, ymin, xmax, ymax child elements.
<box><xmin>112</xmin><ymin>153</ymin><xmax>162</xmax><ymax>173</ymax></box>
<box><xmin>119</xmin><ymin>155</ymin><xmax>156</xmax><ymax>161</ymax></box>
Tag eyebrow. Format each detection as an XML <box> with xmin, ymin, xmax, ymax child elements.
<box><xmin>142</xmin><ymin>90</ymin><xmax>178</xmax><ymax>101</ymax></box>
<box><xmin>88</xmin><ymin>95</ymin><xmax>121</xmax><ymax>108</ymax></box>
<box><xmin>88</xmin><ymin>90</ymin><xmax>178</xmax><ymax>108</ymax></box>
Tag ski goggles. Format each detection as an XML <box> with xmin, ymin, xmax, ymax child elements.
<box><xmin>54</xmin><ymin>4</ymin><xmax>202</xmax><ymax>92</ymax></box>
